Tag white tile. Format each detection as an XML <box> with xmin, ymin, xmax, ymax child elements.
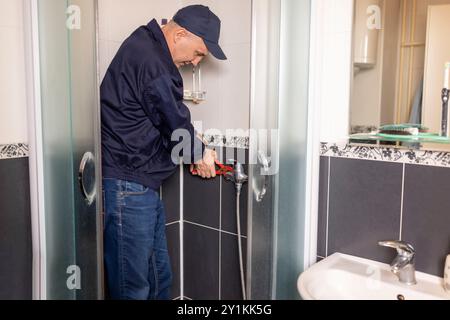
<box><xmin>182</xmin><ymin>57</ymin><xmax>223</xmax><ymax>132</ymax></box>
<box><xmin>105</xmin><ymin>0</ymin><xmax>180</xmax><ymax>43</ymax></box>
<box><xmin>215</xmin><ymin>0</ymin><xmax>252</xmax><ymax>46</ymax></box>
<box><xmin>179</xmin><ymin>0</ymin><xmax>251</xmax><ymax>46</ymax></box>
<box><xmin>108</xmin><ymin>40</ymin><xmax>123</xmax><ymax>61</ymax></box>
<box><xmin>98</xmin><ymin>39</ymin><xmax>110</xmax><ymax>82</ymax></box>
<box><xmin>180</xmin><ymin>0</ymin><xmax>219</xmax><ymax>13</ymax></box>
<box><xmin>98</xmin><ymin>0</ymin><xmax>111</xmax><ymax>40</ymax></box>
<box><xmin>98</xmin><ymin>0</ymin><xmax>252</xmax><ymax>134</ymax></box>
<box><xmin>0</xmin><ymin>27</ymin><xmax>28</xmax><ymax>144</ymax></box>
<box><xmin>218</xmin><ymin>43</ymin><xmax>251</xmax><ymax>131</ymax></box>
<box><xmin>98</xmin><ymin>40</ymin><xmax>122</xmax><ymax>82</ymax></box>
<box><xmin>0</xmin><ymin>0</ymin><xmax>23</xmax><ymax>28</ymax></box>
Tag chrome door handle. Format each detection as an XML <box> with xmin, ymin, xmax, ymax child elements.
<box><xmin>78</xmin><ymin>151</ymin><xmax>96</xmax><ymax>206</ymax></box>
<box><xmin>254</xmin><ymin>150</ymin><xmax>271</xmax><ymax>202</ymax></box>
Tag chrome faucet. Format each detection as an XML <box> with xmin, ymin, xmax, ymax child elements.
<box><xmin>378</xmin><ymin>240</ymin><xmax>417</xmax><ymax>285</ymax></box>
<box><xmin>224</xmin><ymin>160</ymin><xmax>248</xmax><ymax>195</ymax></box>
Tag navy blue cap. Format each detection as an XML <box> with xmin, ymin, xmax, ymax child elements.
<box><xmin>173</xmin><ymin>5</ymin><xmax>227</xmax><ymax>60</ymax></box>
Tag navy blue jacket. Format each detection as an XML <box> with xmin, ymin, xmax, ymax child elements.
<box><xmin>101</xmin><ymin>19</ymin><xmax>204</xmax><ymax>190</ymax></box>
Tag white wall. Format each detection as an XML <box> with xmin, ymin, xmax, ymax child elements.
<box><xmin>98</xmin><ymin>0</ymin><xmax>252</xmax><ymax>133</ymax></box>
<box><xmin>0</xmin><ymin>0</ymin><xmax>28</xmax><ymax>145</ymax></box>
<box><xmin>318</xmin><ymin>0</ymin><xmax>353</xmax><ymax>143</ymax></box>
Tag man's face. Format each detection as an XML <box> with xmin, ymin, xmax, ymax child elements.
<box><xmin>170</xmin><ymin>28</ymin><xmax>209</xmax><ymax>68</ymax></box>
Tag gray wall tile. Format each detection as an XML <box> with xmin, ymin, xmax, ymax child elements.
<box><xmin>221</xmin><ymin>233</ymin><xmax>247</xmax><ymax>300</ymax></box>
<box><xmin>163</xmin><ymin>147</ymin><xmax>250</xmax><ymax>300</ymax></box>
<box><xmin>222</xmin><ymin>180</ymin><xmax>248</xmax><ymax>237</ymax></box>
<box><xmin>166</xmin><ymin>223</ymin><xmax>180</xmax><ymax>299</ymax></box>
<box><xmin>317</xmin><ymin>157</ymin><xmax>329</xmax><ymax>257</ymax></box>
<box><xmin>162</xmin><ymin>168</ymin><xmax>180</xmax><ymax>224</ymax></box>
<box><xmin>328</xmin><ymin>158</ymin><xmax>402</xmax><ymax>263</ymax></box>
<box><xmin>184</xmin><ymin>223</ymin><xmax>219</xmax><ymax>300</ymax></box>
<box><xmin>403</xmin><ymin>165</ymin><xmax>450</xmax><ymax>277</ymax></box>
<box><xmin>0</xmin><ymin>158</ymin><xmax>32</xmax><ymax>300</ymax></box>
<box><xmin>184</xmin><ymin>166</ymin><xmax>221</xmax><ymax>229</ymax></box>
<box><xmin>221</xmin><ymin>148</ymin><xmax>248</xmax><ymax>236</ymax></box>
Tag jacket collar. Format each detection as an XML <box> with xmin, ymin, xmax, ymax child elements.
<box><xmin>146</xmin><ymin>19</ymin><xmax>175</xmax><ymax>66</ymax></box>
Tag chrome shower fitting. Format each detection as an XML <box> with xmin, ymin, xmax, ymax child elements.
<box><xmin>223</xmin><ymin>159</ymin><xmax>248</xmax><ymax>300</ymax></box>
<box><xmin>224</xmin><ymin>160</ymin><xmax>248</xmax><ymax>195</ymax></box>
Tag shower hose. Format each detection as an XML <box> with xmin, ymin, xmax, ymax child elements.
<box><xmin>236</xmin><ymin>187</ymin><xmax>246</xmax><ymax>300</ymax></box>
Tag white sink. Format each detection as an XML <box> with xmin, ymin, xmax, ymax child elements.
<box><xmin>298</xmin><ymin>253</ymin><xmax>450</xmax><ymax>300</ymax></box>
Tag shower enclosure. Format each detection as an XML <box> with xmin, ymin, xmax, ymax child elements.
<box><xmin>25</xmin><ymin>0</ymin><xmax>103</xmax><ymax>299</ymax></box>
<box><xmin>247</xmin><ymin>0</ymin><xmax>313</xmax><ymax>299</ymax></box>
<box><xmin>23</xmin><ymin>0</ymin><xmax>314</xmax><ymax>300</ymax></box>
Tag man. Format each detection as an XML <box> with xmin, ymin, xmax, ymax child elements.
<box><xmin>101</xmin><ymin>5</ymin><xmax>226</xmax><ymax>300</ymax></box>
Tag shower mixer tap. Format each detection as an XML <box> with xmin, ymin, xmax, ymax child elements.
<box><xmin>224</xmin><ymin>160</ymin><xmax>248</xmax><ymax>194</ymax></box>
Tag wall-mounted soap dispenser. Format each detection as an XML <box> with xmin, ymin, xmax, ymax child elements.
<box><xmin>183</xmin><ymin>65</ymin><xmax>207</xmax><ymax>103</ymax></box>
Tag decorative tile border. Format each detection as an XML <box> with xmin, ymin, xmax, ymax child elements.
<box><xmin>321</xmin><ymin>142</ymin><xmax>450</xmax><ymax>168</ymax></box>
<box><xmin>1</xmin><ymin>137</ymin><xmax>249</xmax><ymax>160</ymax></box>
<box><xmin>202</xmin><ymin>134</ymin><xmax>249</xmax><ymax>149</ymax></box>
<box><xmin>0</xmin><ymin>144</ymin><xmax>29</xmax><ymax>160</ymax></box>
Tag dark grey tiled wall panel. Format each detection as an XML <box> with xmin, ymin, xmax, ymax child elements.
<box><xmin>166</xmin><ymin>223</ymin><xmax>180</xmax><ymax>299</ymax></box>
<box><xmin>328</xmin><ymin>158</ymin><xmax>402</xmax><ymax>263</ymax></box>
<box><xmin>183</xmin><ymin>166</ymin><xmax>220</xmax><ymax>229</ymax></box>
<box><xmin>318</xmin><ymin>156</ymin><xmax>450</xmax><ymax>278</ymax></box>
<box><xmin>221</xmin><ymin>233</ymin><xmax>246</xmax><ymax>300</ymax></box>
<box><xmin>169</xmin><ymin>147</ymin><xmax>250</xmax><ymax>300</ymax></box>
<box><xmin>0</xmin><ymin>158</ymin><xmax>32</xmax><ymax>300</ymax></box>
<box><xmin>184</xmin><ymin>223</ymin><xmax>219</xmax><ymax>300</ymax></box>
<box><xmin>162</xmin><ymin>168</ymin><xmax>180</xmax><ymax>224</ymax></box>
<box><xmin>317</xmin><ymin>157</ymin><xmax>329</xmax><ymax>257</ymax></box>
<box><xmin>221</xmin><ymin>148</ymin><xmax>248</xmax><ymax>237</ymax></box>
<box><xmin>402</xmin><ymin>165</ymin><xmax>450</xmax><ymax>277</ymax></box>
<box><xmin>221</xmin><ymin>181</ymin><xmax>248</xmax><ymax>237</ymax></box>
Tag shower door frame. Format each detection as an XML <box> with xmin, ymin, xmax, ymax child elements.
<box><xmin>247</xmin><ymin>0</ymin><xmax>323</xmax><ymax>299</ymax></box>
<box><xmin>23</xmin><ymin>0</ymin><xmax>104</xmax><ymax>300</ymax></box>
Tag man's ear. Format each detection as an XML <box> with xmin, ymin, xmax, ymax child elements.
<box><xmin>174</xmin><ymin>28</ymin><xmax>188</xmax><ymax>43</ymax></box>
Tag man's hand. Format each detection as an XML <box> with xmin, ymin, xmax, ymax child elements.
<box><xmin>190</xmin><ymin>148</ymin><xmax>217</xmax><ymax>179</ymax></box>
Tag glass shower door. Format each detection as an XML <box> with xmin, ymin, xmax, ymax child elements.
<box><xmin>247</xmin><ymin>0</ymin><xmax>311</xmax><ymax>300</ymax></box>
<box><xmin>35</xmin><ymin>0</ymin><xmax>102</xmax><ymax>299</ymax></box>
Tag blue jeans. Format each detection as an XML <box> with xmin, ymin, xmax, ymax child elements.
<box><xmin>103</xmin><ymin>178</ymin><xmax>172</xmax><ymax>300</ymax></box>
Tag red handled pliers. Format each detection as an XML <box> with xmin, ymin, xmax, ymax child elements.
<box><xmin>191</xmin><ymin>159</ymin><xmax>234</xmax><ymax>176</ymax></box>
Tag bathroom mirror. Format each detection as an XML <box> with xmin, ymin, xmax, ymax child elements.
<box><xmin>349</xmin><ymin>0</ymin><xmax>450</xmax><ymax>150</ymax></box>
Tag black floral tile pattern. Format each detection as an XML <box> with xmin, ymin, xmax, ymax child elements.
<box><xmin>202</xmin><ymin>134</ymin><xmax>249</xmax><ymax>150</ymax></box>
<box><xmin>321</xmin><ymin>142</ymin><xmax>450</xmax><ymax>167</ymax></box>
<box><xmin>0</xmin><ymin>144</ymin><xmax>29</xmax><ymax>159</ymax></box>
